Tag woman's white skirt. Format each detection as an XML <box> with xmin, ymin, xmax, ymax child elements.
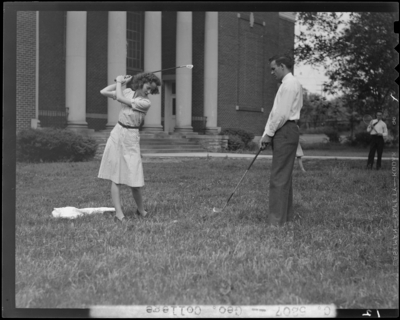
<box><xmin>98</xmin><ymin>124</ymin><xmax>144</xmax><ymax>187</ymax></box>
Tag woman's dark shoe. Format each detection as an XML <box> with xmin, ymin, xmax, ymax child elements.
<box><xmin>135</xmin><ymin>209</ymin><xmax>148</xmax><ymax>217</ymax></box>
<box><xmin>114</xmin><ymin>215</ymin><xmax>127</xmax><ymax>223</ymax></box>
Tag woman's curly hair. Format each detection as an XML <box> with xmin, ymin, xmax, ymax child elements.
<box><xmin>127</xmin><ymin>72</ymin><xmax>162</xmax><ymax>94</ymax></box>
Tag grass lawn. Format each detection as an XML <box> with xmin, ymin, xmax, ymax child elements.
<box><xmin>15</xmin><ymin>157</ymin><xmax>399</xmax><ymax>308</ymax></box>
<box><xmin>228</xmin><ymin>143</ymin><xmax>398</xmax><ymax>158</ymax></box>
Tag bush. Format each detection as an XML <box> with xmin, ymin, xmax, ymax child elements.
<box><xmin>220</xmin><ymin>128</ymin><xmax>255</xmax><ymax>150</ymax></box>
<box><xmin>323</xmin><ymin>128</ymin><xmax>340</xmax><ymax>143</ymax></box>
<box><xmin>353</xmin><ymin>131</ymin><xmax>371</xmax><ymax>147</ymax></box>
<box><xmin>245</xmin><ymin>141</ymin><xmax>259</xmax><ymax>151</ymax></box>
<box><xmin>301</xmin><ymin>126</ymin><xmax>332</xmax><ymax>134</ymax></box>
<box><xmin>226</xmin><ymin>135</ymin><xmax>245</xmax><ymax>151</ymax></box>
<box><xmin>384</xmin><ymin>135</ymin><xmax>398</xmax><ymax>148</ymax></box>
<box><xmin>17</xmin><ymin>128</ymin><xmax>98</xmax><ymax>162</ymax></box>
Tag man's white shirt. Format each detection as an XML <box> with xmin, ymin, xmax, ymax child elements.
<box><xmin>367</xmin><ymin>119</ymin><xmax>388</xmax><ymax>136</ymax></box>
<box><xmin>262</xmin><ymin>73</ymin><xmax>303</xmax><ymax>137</ymax></box>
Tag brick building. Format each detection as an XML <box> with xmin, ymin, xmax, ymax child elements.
<box><xmin>16</xmin><ymin>11</ymin><xmax>296</xmax><ymax>139</ymax></box>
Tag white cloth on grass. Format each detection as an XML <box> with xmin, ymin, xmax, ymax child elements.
<box><xmin>52</xmin><ymin>207</ymin><xmax>115</xmax><ymax>219</ymax></box>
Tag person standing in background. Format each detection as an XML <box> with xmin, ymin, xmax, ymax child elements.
<box><xmin>366</xmin><ymin>111</ymin><xmax>388</xmax><ymax>170</ymax></box>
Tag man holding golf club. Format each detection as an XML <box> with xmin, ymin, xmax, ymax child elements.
<box><xmin>366</xmin><ymin>111</ymin><xmax>388</xmax><ymax>170</ymax></box>
<box><xmin>259</xmin><ymin>55</ymin><xmax>303</xmax><ymax>226</ymax></box>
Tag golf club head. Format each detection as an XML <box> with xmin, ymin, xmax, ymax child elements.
<box><xmin>186</xmin><ymin>64</ymin><xmax>194</xmax><ymax>69</ymax></box>
<box><xmin>212</xmin><ymin>207</ymin><xmax>223</xmax><ymax>213</ymax></box>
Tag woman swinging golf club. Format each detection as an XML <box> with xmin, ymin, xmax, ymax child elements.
<box><xmin>98</xmin><ymin>72</ymin><xmax>161</xmax><ymax>223</ymax></box>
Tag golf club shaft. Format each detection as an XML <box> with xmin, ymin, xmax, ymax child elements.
<box><xmin>149</xmin><ymin>65</ymin><xmax>187</xmax><ymax>73</ymax></box>
<box><xmin>221</xmin><ymin>148</ymin><xmax>262</xmax><ymax>208</ymax></box>
<box><xmin>113</xmin><ymin>65</ymin><xmax>187</xmax><ymax>82</ymax></box>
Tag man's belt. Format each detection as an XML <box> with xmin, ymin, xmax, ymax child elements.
<box><xmin>118</xmin><ymin>121</ymin><xmax>140</xmax><ymax>129</ymax></box>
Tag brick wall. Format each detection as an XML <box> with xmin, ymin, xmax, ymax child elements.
<box><xmin>279</xmin><ymin>17</ymin><xmax>295</xmax><ymax>68</ymax></box>
<box><xmin>16</xmin><ymin>11</ymin><xmax>36</xmax><ymax>132</ymax></box>
<box><xmin>218</xmin><ymin>12</ymin><xmax>283</xmax><ymax>136</ymax></box>
<box><xmin>263</xmin><ymin>12</ymin><xmax>282</xmax><ymax>125</ymax></box>
<box><xmin>39</xmin><ymin>11</ymin><xmax>66</xmax><ymax>124</ymax></box>
<box><xmin>86</xmin><ymin>11</ymin><xmax>108</xmax><ymax>130</ymax></box>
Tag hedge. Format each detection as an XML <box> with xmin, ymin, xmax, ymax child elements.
<box><xmin>220</xmin><ymin>128</ymin><xmax>255</xmax><ymax>151</ymax></box>
<box><xmin>17</xmin><ymin>128</ymin><xmax>98</xmax><ymax>162</ymax></box>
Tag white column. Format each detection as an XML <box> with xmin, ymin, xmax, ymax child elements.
<box><xmin>204</xmin><ymin>12</ymin><xmax>219</xmax><ymax>134</ymax></box>
<box><xmin>106</xmin><ymin>11</ymin><xmax>127</xmax><ymax>129</ymax></box>
<box><xmin>174</xmin><ymin>12</ymin><xmax>193</xmax><ymax>133</ymax></box>
<box><xmin>33</xmin><ymin>11</ymin><xmax>40</xmax><ymax>129</ymax></box>
<box><xmin>142</xmin><ymin>11</ymin><xmax>163</xmax><ymax>132</ymax></box>
<box><xmin>66</xmin><ymin>11</ymin><xmax>88</xmax><ymax>131</ymax></box>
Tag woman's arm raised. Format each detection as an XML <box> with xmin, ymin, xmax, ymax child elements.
<box><xmin>115</xmin><ymin>75</ymin><xmax>133</xmax><ymax>106</ymax></box>
<box><xmin>100</xmin><ymin>83</ymin><xmax>118</xmax><ymax>99</ymax></box>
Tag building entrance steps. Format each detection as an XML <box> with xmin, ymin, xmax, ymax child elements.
<box><xmin>90</xmin><ymin>130</ymin><xmax>227</xmax><ymax>157</ymax></box>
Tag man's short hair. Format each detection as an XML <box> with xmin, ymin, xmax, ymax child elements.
<box><xmin>269</xmin><ymin>55</ymin><xmax>293</xmax><ymax>70</ymax></box>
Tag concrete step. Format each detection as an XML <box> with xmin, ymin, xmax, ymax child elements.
<box><xmin>140</xmin><ymin>139</ymin><xmax>199</xmax><ymax>145</ymax></box>
<box><xmin>96</xmin><ymin>141</ymin><xmax>203</xmax><ymax>147</ymax></box>
<box><xmin>141</xmin><ymin>133</ymin><xmax>199</xmax><ymax>139</ymax></box>
<box><xmin>93</xmin><ymin>138</ymin><xmax>196</xmax><ymax>144</ymax></box>
<box><xmin>95</xmin><ymin>142</ymin><xmax>206</xmax><ymax>155</ymax></box>
<box><xmin>139</xmin><ymin>144</ymin><xmax>205</xmax><ymax>150</ymax></box>
<box><xmin>95</xmin><ymin>140</ymin><xmax>202</xmax><ymax>146</ymax></box>
<box><xmin>91</xmin><ymin>134</ymin><xmax>202</xmax><ymax>142</ymax></box>
<box><xmin>141</xmin><ymin>148</ymin><xmax>206</xmax><ymax>154</ymax></box>
<box><xmin>92</xmin><ymin>130</ymin><xmax>212</xmax><ymax>157</ymax></box>
<box><xmin>91</xmin><ymin>129</ymin><xmax>200</xmax><ymax>137</ymax></box>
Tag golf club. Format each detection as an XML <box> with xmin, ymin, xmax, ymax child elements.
<box><xmin>149</xmin><ymin>64</ymin><xmax>193</xmax><ymax>74</ymax></box>
<box><xmin>114</xmin><ymin>65</ymin><xmax>193</xmax><ymax>82</ymax></box>
<box><xmin>213</xmin><ymin>147</ymin><xmax>263</xmax><ymax>213</ymax></box>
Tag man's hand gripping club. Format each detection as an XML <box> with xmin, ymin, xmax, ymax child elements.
<box><xmin>259</xmin><ymin>134</ymin><xmax>272</xmax><ymax>150</ymax></box>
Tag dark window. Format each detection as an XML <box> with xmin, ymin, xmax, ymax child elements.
<box><xmin>172</xmin><ymin>98</ymin><xmax>176</xmax><ymax>116</ymax></box>
<box><xmin>127</xmin><ymin>11</ymin><xmax>144</xmax><ymax>75</ymax></box>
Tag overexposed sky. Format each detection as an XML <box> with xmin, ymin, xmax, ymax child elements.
<box><xmin>294</xmin><ymin>64</ymin><xmax>330</xmax><ymax>98</ymax></box>
<box><xmin>294</xmin><ymin>13</ymin><xmax>350</xmax><ymax>100</ymax></box>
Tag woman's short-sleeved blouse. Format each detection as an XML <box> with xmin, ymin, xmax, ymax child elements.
<box><xmin>114</xmin><ymin>88</ymin><xmax>151</xmax><ymax>127</ymax></box>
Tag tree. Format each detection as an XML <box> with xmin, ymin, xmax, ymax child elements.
<box><xmin>295</xmin><ymin>12</ymin><xmax>398</xmax><ymax>119</ymax></box>
<box><xmin>325</xmin><ymin>96</ymin><xmax>352</xmax><ymax>131</ymax></box>
<box><xmin>300</xmin><ymin>92</ymin><xmax>330</xmax><ymax>128</ymax></box>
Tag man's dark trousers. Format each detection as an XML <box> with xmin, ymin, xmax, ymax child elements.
<box><xmin>367</xmin><ymin>136</ymin><xmax>384</xmax><ymax>169</ymax></box>
<box><xmin>267</xmin><ymin>121</ymin><xmax>299</xmax><ymax>226</ymax></box>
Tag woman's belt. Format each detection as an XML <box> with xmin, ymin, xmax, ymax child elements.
<box><xmin>118</xmin><ymin>121</ymin><xmax>140</xmax><ymax>129</ymax></box>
